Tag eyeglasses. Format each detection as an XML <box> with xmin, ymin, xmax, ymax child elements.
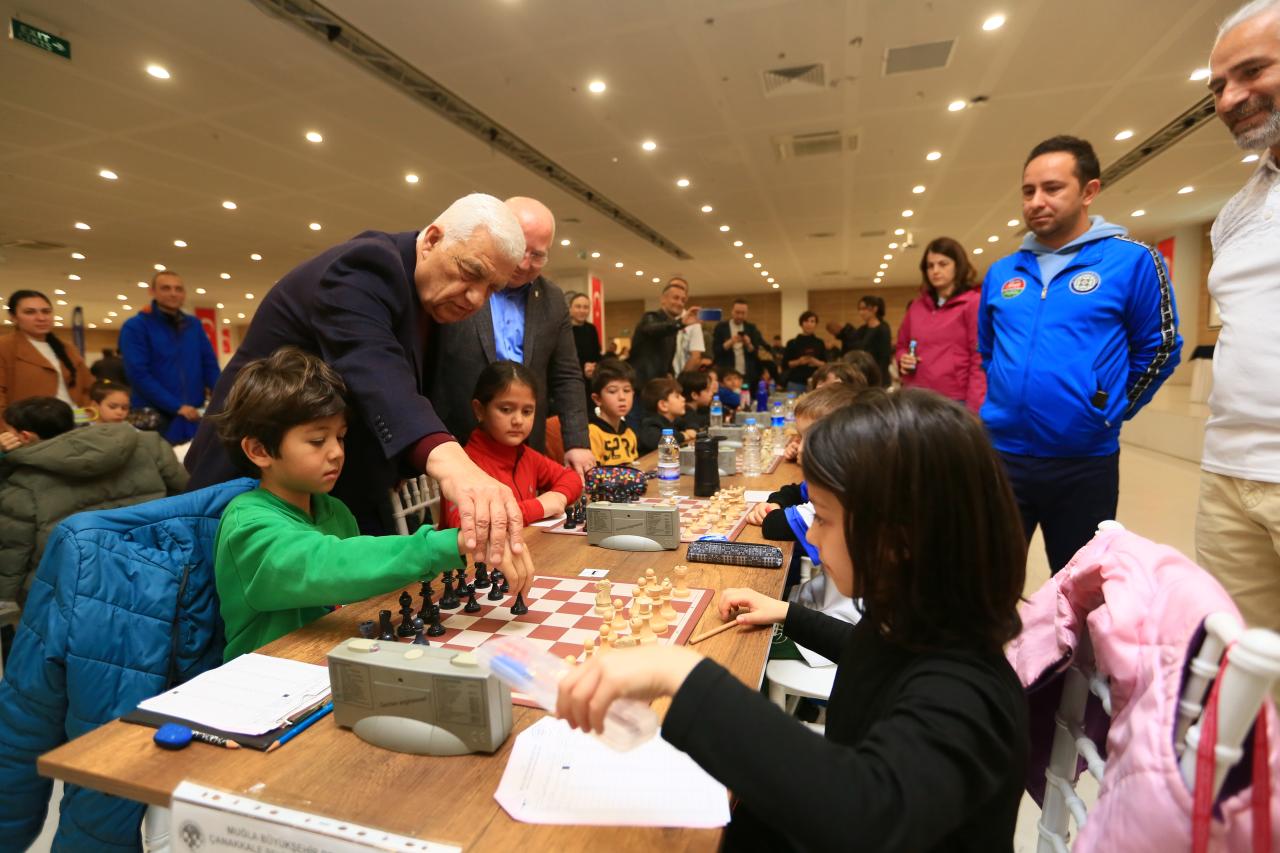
<box><xmin>525</xmin><ymin>248</ymin><xmax>549</xmax><ymax>266</ymax></box>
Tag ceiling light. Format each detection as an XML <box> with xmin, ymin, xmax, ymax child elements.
<box><xmin>987</xmin><ymin>235</ymin><xmax>999</xmax><ymax>243</ymax></box>
<box><xmin>309</xmin><ymin>222</ymin><xmax>322</xmax><ymax>231</ymax></box>
<box><xmin>195</xmin><ymin>287</ymin><xmax>207</xmax><ymax>294</ymax></box>
<box><xmin>771</xmin><ymin>283</ymin><xmax>779</xmax><ymax>289</ymax></box>
<box><xmin>753</xmin><ymin>262</ymin><xmax>762</xmax><ymax>268</ymax></box>
<box><xmin>744</xmin><ymin>252</ymin><xmax>754</xmax><ymax>259</ymax></box>
<box><xmin>719</xmin><ymin>225</ymin><xmax>730</xmax><ymax>232</ymax></box>
<box><xmin>889</xmin><ymin>242</ymin><xmax>899</xmax><ymax>249</ymax></box>
<box><xmin>635</xmin><ymin>270</ymin><xmax>644</xmax><ymax>276</ymax></box>
<box><xmin>117</xmin><ymin>294</ymin><xmax>128</xmax><ymax>301</ymax></box>
<box><xmin>70</xmin><ymin>252</ymin><xmax>85</xmax><ymax>260</ymax></box>
<box><xmin>1008</xmin><ymin>219</ymin><xmax>1020</xmax><ymax>227</ymax></box>
<box><xmin>912</xmin><ymin>185</ymin><xmax>925</xmax><ymax>194</ymax></box>
<box><xmin>590</xmin><ymin>251</ymin><xmax>600</xmax><ymax>258</ymax></box>
<box><xmin>1243</xmin><ymin>154</ymin><xmax>1260</xmax><ymax>163</ymax></box>
<box><xmin>1178</xmin><ymin>185</ymin><xmax>1195</xmax><ymax>194</ymax></box>
<box><xmin>1189</xmin><ymin>68</ymin><xmax>1211</xmax><ymax>81</ymax></box>
<box><xmin>883</xmin><ymin>254</ymin><xmax>893</xmax><ymax>260</ymax></box>
<box><xmin>879</xmin><ymin>263</ymin><xmax>889</xmax><ymax>270</ymax></box>
<box><xmin>250</xmin><ymin>253</ymin><xmax>262</xmax><ymax>261</ymax></box>
<box><xmin>54</xmin><ymin>321</ymin><xmax>63</xmax><ymax>327</ymax></box>
<box><xmin>145</xmin><ymin>64</ymin><xmax>170</xmax><ymax>79</ymax></box>
<box><xmin>733</xmin><ymin>240</ymin><xmax>743</xmax><ymax>247</ymax></box>
<box><xmin>588</xmin><ymin>80</ymin><xmax>607</xmax><ymax>94</ymax></box>
<box><xmin>122</xmin><ymin>305</ymin><xmax>132</xmax><ymax>311</ymax></box>
<box><xmin>67</xmin><ymin>274</ymin><xmax>80</xmax><ymax>281</ymax></box>
<box><xmin>982</xmin><ymin>13</ymin><xmax>1006</xmax><ymax>31</ymax></box>
<box><xmin>108</xmin><ymin>311</ymin><xmax>118</xmax><ymax>317</ymax></box>
<box><xmin>220</xmin><ymin>273</ymin><xmax>231</xmax><ymax>280</ymax></box>
<box><xmin>305</xmin><ymin>130</ymin><xmax>323</xmax><ymax>143</ymax></box>
<box><xmin>222</xmin><ymin>200</ymin><xmax>237</xmax><ymax>210</ymax></box>
<box><xmin>223</xmin><ymin>319</ymin><xmax>230</xmax><ymax>325</ymax></box>
<box><xmin>767</xmin><ymin>277</ymin><xmax>775</xmax><ymax>283</ymax></box>
<box><xmin>700</xmin><ymin>205</ymin><xmax>713</xmax><ymax>213</ymax></box>
<box><xmin>614</xmin><ymin>261</ymin><xmax>624</xmax><ymax>268</ymax></box>
<box><xmin>948</xmin><ymin>100</ymin><xmax>967</xmax><ymax>112</ymax></box>
<box><xmin>652</xmin><ymin>277</ymin><xmax>660</xmax><ymax>283</ymax></box>
<box><xmin>174</xmin><ymin>239</ymin><xmax>187</xmax><ymax>248</ymax></box>
<box><xmin>137</xmin><ymin>281</ymin><xmax>148</xmax><ymax>288</ymax></box>
<box><xmin>894</xmin><ymin>228</ymin><xmax>906</xmax><ymax>236</ymax></box>
<box><xmin>641</xmin><ymin>140</ymin><xmax>657</xmax><ymax>152</ymax></box>
<box><xmin>216</xmin><ymin>303</ymin><xmax>225</xmax><ymax>309</ymax></box>
<box><xmin>926</xmin><ymin>151</ymin><xmax>942</xmax><ymax>161</ymax></box>
<box><xmin>103</xmin><ymin>318</ymin><xmax>113</xmax><ymax>324</ymax></box>
<box><xmin>973</xmin><ymin>248</ymin><xmax>984</xmax><ymax>255</ymax></box>
<box><xmin>74</xmin><ymin>222</ymin><xmax>90</xmax><ymax>230</ymax></box>
<box><xmin>237</xmin><ymin>312</ymin><xmax>246</xmax><ymax>319</ymax></box>
<box><xmin>88</xmin><ymin>323</ymin><xmax>97</xmax><ymax>329</ymax></box>
<box><xmin>56</xmin><ymin>299</ymin><xmax>67</xmax><ymax>306</ymax></box>
<box><xmin>154</xmin><ymin>263</ymin><xmax>165</xmax><ymax>271</ymax></box>
<box><xmin>560</xmin><ymin>239</ymin><xmax>571</xmax><ymax>246</ymax></box>
<box><xmin>54</xmin><ymin>289</ymin><xmax>66</xmax><ymax>295</ymax></box>
<box><xmin>759</xmin><ymin>271</ymin><xmax>768</xmax><ymax>277</ymax></box>
<box><xmin>245</xmin><ymin>293</ymin><xmax>255</xmax><ymax>300</ymax></box>
<box><xmin>676</xmin><ymin>178</ymin><xmax>690</xmax><ymax>188</ymax></box>
<box><xmin>902</xmin><ymin>210</ymin><xmax>914</xmax><ymax>218</ymax></box>
<box><xmin>1114</xmin><ymin>129</ymin><xmax>1135</xmax><ymax>141</ymax></box>
<box><xmin>99</xmin><ymin>169</ymin><xmax>118</xmax><ymax>181</ymax></box>
<box><xmin>1131</xmin><ymin>209</ymin><xmax>1146</xmax><ymax>217</ymax></box>
<box><xmin>404</xmin><ymin>173</ymin><xmax>420</xmax><ymax>184</ymax></box>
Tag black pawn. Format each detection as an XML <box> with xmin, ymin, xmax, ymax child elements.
<box><xmin>473</xmin><ymin>561</ymin><xmax>491</xmax><ymax>590</ymax></box>
<box><xmin>377</xmin><ymin>609</ymin><xmax>396</xmax><ymax>641</ymax></box>
<box><xmin>426</xmin><ymin>607</ymin><xmax>446</xmax><ymax>637</ymax></box>
<box><xmin>510</xmin><ymin>592</ymin><xmax>528</xmax><ymax>616</ymax></box>
<box><xmin>456</xmin><ymin>563</ymin><xmax>468</xmax><ymax>591</ymax></box>
<box><xmin>563</xmin><ymin>506</ymin><xmax>578</xmax><ymax>530</ymax></box>
<box><xmin>439</xmin><ymin>571</ymin><xmax>460</xmax><ymax>610</ymax></box>
<box><xmin>411</xmin><ymin>629</ymin><xmax>430</xmax><ymax>646</ymax></box>
<box><xmin>416</xmin><ymin>585</ymin><xmax>436</xmax><ymax>624</ymax></box>
<box><xmin>464</xmin><ymin>584</ymin><xmax>482</xmax><ymax>613</ymax></box>
<box><xmin>358</xmin><ymin>620</ymin><xmax>376</xmax><ymax>639</ymax></box>
<box><xmin>397</xmin><ymin>591</ymin><xmax>417</xmax><ymax>637</ymax></box>
<box><xmin>487</xmin><ymin>575</ymin><xmax>504</xmax><ymax>601</ymax></box>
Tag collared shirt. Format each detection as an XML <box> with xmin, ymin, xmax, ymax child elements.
<box><xmin>1204</xmin><ymin>150</ymin><xmax>1280</xmax><ymax>482</ymax></box>
<box><xmin>673</xmin><ymin>322</ymin><xmax>705</xmax><ymax>373</ymax></box>
<box><xmin>491</xmin><ymin>283</ymin><xmax>532</xmax><ymax>362</ymax></box>
<box><xmin>728</xmin><ymin>319</ymin><xmax>746</xmax><ymax>374</ymax></box>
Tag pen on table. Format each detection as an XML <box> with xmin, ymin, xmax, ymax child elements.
<box><xmin>191</xmin><ymin>729</ymin><xmax>240</xmax><ymax>749</ymax></box>
<box><xmin>266</xmin><ymin>701</ymin><xmax>334</xmax><ymax>753</ymax></box>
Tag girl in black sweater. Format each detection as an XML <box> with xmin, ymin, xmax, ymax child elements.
<box><xmin>557</xmin><ymin>388</ymin><xmax>1030</xmax><ymax>852</ymax></box>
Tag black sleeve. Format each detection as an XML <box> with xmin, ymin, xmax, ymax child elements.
<box><xmin>760</xmin><ymin>507</ymin><xmax>795</xmax><ymax>540</ymax></box>
<box><xmin>782</xmin><ymin>337</ymin><xmax>802</xmax><ymax>366</ymax></box>
<box><xmin>582</xmin><ymin>324</ymin><xmax>603</xmax><ymax>364</ymax></box>
<box><xmin>783</xmin><ymin>601</ymin><xmax>855</xmax><ymax>660</ymax></box>
<box><xmin>632</xmin><ymin>311</ymin><xmax>681</xmax><ymax>346</ymax></box>
<box><xmin>548</xmin><ymin>303</ymin><xmax>590</xmax><ymax>450</ymax></box>
<box><xmin>663</xmin><ymin>653</ymin><xmax>1024</xmax><ymax>852</ymax></box>
<box><xmin>871</xmin><ymin>324</ymin><xmax>894</xmax><ymax>379</ymax></box>
<box><xmin>636</xmin><ymin>418</ymin><xmax>663</xmax><ymax>455</ymax></box>
<box><xmin>766</xmin><ymin>482</ymin><xmax>805</xmax><ymax>507</ymax></box>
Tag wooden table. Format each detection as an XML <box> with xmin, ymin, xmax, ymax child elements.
<box><xmin>39</xmin><ymin>458</ymin><xmax>799</xmax><ymax>851</ymax></box>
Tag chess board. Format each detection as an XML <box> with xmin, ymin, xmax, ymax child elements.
<box><xmin>543</xmin><ymin>496</ymin><xmax>755</xmax><ymax>542</ymax></box>
<box><xmin>390</xmin><ymin>574</ymin><xmax>714</xmax><ymax>707</ymax></box>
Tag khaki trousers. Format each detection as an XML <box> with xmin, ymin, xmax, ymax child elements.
<box><xmin>1195</xmin><ymin>470</ymin><xmax>1280</xmax><ymax>634</ymax></box>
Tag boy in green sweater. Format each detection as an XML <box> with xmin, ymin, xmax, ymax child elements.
<box><xmin>212</xmin><ymin>347</ymin><xmax>465</xmax><ymax>661</ymax></box>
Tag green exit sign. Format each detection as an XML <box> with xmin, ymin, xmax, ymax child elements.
<box><xmin>9</xmin><ymin>18</ymin><xmax>70</xmax><ymax>60</ymax></box>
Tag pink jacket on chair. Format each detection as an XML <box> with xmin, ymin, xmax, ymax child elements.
<box><xmin>1006</xmin><ymin>528</ymin><xmax>1279</xmax><ymax>852</ymax></box>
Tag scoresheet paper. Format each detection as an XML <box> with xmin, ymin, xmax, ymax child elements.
<box><xmin>494</xmin><ymin>717</ymin><xmax>730</xmax><ymax>828</ymax></box>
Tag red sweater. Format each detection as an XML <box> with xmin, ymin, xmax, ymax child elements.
<box><xmin>444</xmin><ymin>428</ymin><xmax>583</xmax><ymax>527</ymax></box>
<box><xmin>895</xmin><ymin>287</ymin><xmax>986</xmax><ymax>412</ymax></box>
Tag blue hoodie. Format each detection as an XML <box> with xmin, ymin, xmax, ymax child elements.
<box><xmin>978</xmin><ymin>216</ymin><xmax>1182</xmax><ymax>457</ymax></box>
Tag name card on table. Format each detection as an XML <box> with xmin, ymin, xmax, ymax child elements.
<box><xmin>170</xmin><ymin>782</ymin><xmax>460</xmax><ymax>853</ymax></box>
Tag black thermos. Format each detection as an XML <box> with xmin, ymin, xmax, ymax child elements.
<box><xmin>694</xmin><ymin>435</ymin><xmax>724</xmax><ymax>497</ymax></box>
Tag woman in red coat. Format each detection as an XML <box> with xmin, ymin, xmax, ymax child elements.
<box><xmin>895</xmin><ymin>237</ymin><xmax>986</xmax><ymax>412</ymax></box>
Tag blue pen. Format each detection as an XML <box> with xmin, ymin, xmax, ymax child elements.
<box><xmin>266</xmin><ymin>701</ymin><xmax>333</xmax><ymax>753</ymax></box>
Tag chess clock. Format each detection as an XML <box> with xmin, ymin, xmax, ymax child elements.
<box><xmin>585</xmin><ymin>501</ymin><xmax>681</xmax><ymax>550</ymax></box>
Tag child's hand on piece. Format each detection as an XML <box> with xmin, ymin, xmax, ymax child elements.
<box><xmin>556</xmin><ymin>645</ymin><xmax>702</xmax><ymax>735</ymax></box>
<box><xmin>783</xmin><ymin>435</ymin><xmax>801</xmax><ymax>461</ymax></box>
<box><xmin>498</xmin><ymin>538</ymin><xmax>536</xmax><ymax>598</ymax></box>
<box><xmin>539</xmin><ymin>491</ymin><xmax>568</xmax><ymax>519</ymax></box>
<box><xmin>718</xmin><ymin>587</ymin><xmax>789</xmax><ymax>626</ymax></box>
<box><xmin>745</xmin><ymin>501</ymin><xmax>779</xmax><ymax>526</ymax></box>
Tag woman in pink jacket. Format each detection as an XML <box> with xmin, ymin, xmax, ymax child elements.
<box><xmin>896</xmin><ymin>237</ymin><xmax>986</xmax><ymax>412</ymax></box>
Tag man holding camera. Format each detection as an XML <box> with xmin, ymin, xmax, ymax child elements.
<box><xmin>628</xmin><ymin>277</ymin><xmax>702</xmax><ymax>386</ymax></box>
<box><xmin>713</xmin><ymin>298</ymin><xmax>766</xmax><ymax>388</ymax></box>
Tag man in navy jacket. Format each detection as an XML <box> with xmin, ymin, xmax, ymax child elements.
<box><xmin>979</xmin><ymin>136</ymin><xmax>1181</xmax><ymax>573</ymax></box>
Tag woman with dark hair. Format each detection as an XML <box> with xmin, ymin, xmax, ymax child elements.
<box><xmin>555</xmin><ymin>389</ymin><xmax>1029</xmax><ymax>851</ymax></box>
<box><xmin>782</xmin><ymin>310</ymin><xmax>826</xmax><ymax>392</ymax></box>
<box><xmin>0</xmin><ymin>290</ymin><xmax>93</xmax><ymax>432</ymax></box>
<box><xmin>896</xmin><ymin>237</ymin><xmax>986</xmax><ymax>412</ymax></box>
<box><xmin>827</xmin><ymin>295</ymin><xmax>892</xmax><ymax>386</ymax></box>
<box><xmin>566</xmin><ymin>291</ymin><xmax>602</xmax><ymax>381</ymax></box>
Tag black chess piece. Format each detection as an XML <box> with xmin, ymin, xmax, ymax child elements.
<box><xmin>563</xmin><ymin>506</ymin><xmax>578</xmax><ymax>530</ymax></box>
<box><xmin>473</xmin><ymin>561</ymin><xmax>491</xmax><ymax>589</ymax></box>
<box><xmin>397</xmin><ymin>591</ymin><xmax>417</xmax><ymax>637</ymax></box>
<box><xmin>439</xmin><ymin>571</ymin><xmax>460</xmax><ymax>610</ymax></box>
<box><xmin>464</xmin><ymin>584</ymin><xmax>482</xmax><ymax>613</ymax></box>
<box><xmin>456</xmin><ymin>563</ymin><xmax>468</xmax><ymax>591</ymax></box>
<box><xmin>416</xmin><ymin>585</ymin><xmax>436</xmax><ymax>625</ymax></box>
<box><xmin>411</xmin><ymin>629</ymin><xmax>430</xmax><ymax>645</ymax></box>
<box><xmin>419</xmin><ymin>578</ymin><xmax>434</xmax><ymax>601</ymax></box>
<box><xmin>487</xmin><ymin>573</ymin><xmax>504</xmax><ymax>601</ymax></box>
<box><xmin>510</xmin><ymin>592</ymin><xmax>528</xmax><ymax>616</ymax></box>
<box><xmin>358</xmin><ymin>620</ymin><xmax>376</xmax><ymax>639</ymax></box>
<box><xmin>377</xmin><ymin>609</ymin><xmax>396</xmax><ymax>641</ymax></box>
<box><xmin>426</xmin><ymin>606</ymin><xmax>446</xmax><ymax>637</ymax></box>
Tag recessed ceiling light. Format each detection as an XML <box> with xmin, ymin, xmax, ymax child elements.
<box><xmin>1008</xmin><ymin>219</ymin><xmax>1020</xmax><ymax>227</ymax></box>
<box><xmin>195</xmin><ymin>287</ymin><xmax>207</xmax><ymax>294</ymax></box>
<box><xmin>305</xmin><ymin>130</ymin><xmax>323</xmax><ymax>143</ymax></box>
<box><xmin>117</xmin><ymin>294</ymin><xmax>128</xmax><ymax>301</ymax></box>
<box><xmin>883</xmin><ymin>254</ymin><xmax>893</xmax><ymax>261</ymax></box>
<box><xmin>56</xmin><ymin>299</ymin><xmax>67</xmax><ymax>306</ymax></box>
<box><xmin>223</xmin><ymin>318</ymin><xmax>230</xmax><ymax>325</ymax></box>
<box><xmin>635</xmin><ymin>270</ymin><xmax>644</xmax><ymax>277</ymax></box>
<box><xmin>588</xmin><ymin>80</ymin><xmax>607</xmax><ymax>94</ymax></box>
<box><xmin>404</xmin><ymin>173</ymin><xmax>420</xmax><ymax>184</ymax></box>
<box><xmin>614</xmin><ymin>261</ymin><xmax>624</xmax><ymax>268</ymax></box>
<box><xmin>88</xmin><ymin>323</ymin><xmax>97</xmax><ymax>329</ymax></box>
<box><xmin>701</xmin><ymin>205</ymin><xmax>713</xmax><ymax>213</ymax></box>
<box><xmin>987</xmin><ymin>235</ymin><xmax>999</xmax><ymax>243</ymax></box>
<box><xmin>54</xmin><ymin>289</ymin><xmax>66</xmax><ymax>295</ymax></box>
<box><xmin>154</xmin><ymin>263</ymin><xmax>165</xmax><ymax>271</ymax></box>
<box><xmin>108</xmin><ymin>311</ymin><xmax>118</xmax><ymax>317</ymax></box>
<box><xmin>174</xmin><ymin>239</ymin><xmax>187</xmax><ymax>248</ymax></box>
<box><xmin>973</xmin><ymin>248</ymin><xmax>984</xmax><ymax>254</ymax></box>
<box><xmin>676</xmin><ymin>178</ymin><xmax>690</xmax><ymax>188</ymax></box>
<box><xmin>137</xmin><ymin>281</ymin><xmax>148</xmax><ymax>288</ymax></box>
<box><xmin>250</xmin><ymin>253</ymin><xmax>263</xmax><ymax>261</ymax></box>
<box><xmin>145</xmin><ymin>64</ymin><xmax>170</xmax><ymax>79</ymax></box>
<box><xmin>733</xmin><ymin>240</ymin><xmax>743</xmax><ymax>247</ymax></box>
<box><xmin>767</xmin><ymin>277</ymin><xmax>775</xmax><ymax>283</ymax></box>
<box><xmin>926</xmin><ymin>151</ymin><xmax>942</xmax><ymax>161</ymax></box>
<box><xmin>759</xmin><ymin>271</ymin><xmax>769</xmax><ymax>277</ymax></box>
<box><xmin>245</xmin><ymin>293</ymin><xmax>255</xmax><ymax>300</ymax></box>
<box><xmin>879</xmin><ymin>263</ymin><xmax>889</xmax><ymax>270</ymax></box>
<box><xmin>888</xmin><ymin>242</ymin><xmax>899</xmax><ymax>249</ymax></box>
<box><xmin>894</xmin><ymin>228</ymin><xmax>906</xmax><ymax>236</ymax></box>
<box><xmin>309</xmin><ymin>222</ymin><xmax>322</xmax><ymax>231</ymax></box>
<box><xmin>912</xmin><ymin>185</ymin><xmax>925</xmax><ymax>194</ymax></box>
<box><xmin>222</xmin><ymin>201</ymin><xmax>237</xmax><ymax>210</ymax></box>
<box><xmin>902</xmin><ymin>210</ymin><xmax>914</xmax><ymax>218</ymax></box>
<box><xmin>74</xmin><ymin>222</ymin><xmax>91</xmax><ymax>230</ymax></box>
<box><xmin>237</xmin><ymin>312</ymin><xmax>246</xmax><ymax>319</ymax></box>
<box><xmin>103</xmin><ymin>318</ymin><xmax>113</xmax><ymax>324</ymax></box>
<box><xmin>99</xmin><ymin>169</ymin><xmax>118</xmax><ymax>181</ymax></box>
<box><xmin>1178</xmin><ymin>185</ymin><xmax>1195</xmax><ymax>194</ymax></box>
<box><xmin>67</xmin><ymin>274</ymin><xmax>80</xmax><ymax>281</ymax></box>
<box><xmin>70</xmin><ymin>252</ymin><xmax>85</xmax><ymax>260</ymax></box>
<box><xmin>1189</xmin><ymin>68</ymin><xmax>1211</xmax><ymax>81</ymax></box>
<box><xmin>1243</xmin><ymin>154</ymin><xmax>1260</xmax><ymax>163</ymax></box>
<box><xmin>641</xmin><ymin>140</ymin><xmax>657</xmax><ymax>152</ymax></box>
<box><xmin>771</xmin><ymin>283</ymin><xmax>779</xmax><ymax>289</ymax></box>
<box><xmin>753</xmin><ymin>262</ymin><xmax>762</xmax><ymax>268</ymax></box>
<box><xmin>948</xmin><ymin>100</ymin><xmax>967</xmax><ymax>112</ymax></box>
<box><xmin>982</xmin><ymin>13</ymin><xmax>1006</xmax><ymax>31</ymax></box>
<box><xmin>216</xmin><ymin>302</ymin><xmax>225</xmax><ymax>309</ymax></box>
<box><xmin>719</xmin><ymin>225</ymin><xmax>730</xmax><ymax>232</ymax></box>
<box><xmin>1131</xmin><ymin>209</ymin><xmax>1146</xmax><ymax>217</ymax></box>
<box><xmin>54</xmin><ymin>321</ymin><xmax>63</xmax><ymax>327</ymax></box>
<box><xmin>220</xmin><ymin>273</ymin><xmax>231</xmax><ymax>280</ymax></box>
<box><xmin>744</xmin><ymin>252</ymin><xmax>754</xmax><ymax>259</ymax></box>
<box><xmin>1114</xmin><ymin>129</ymin><xmax>1135</xmax><ymax>141</ymax></box>
<box><xmin>559</xmin><ymin>239</ymin><xmax>570</xmax><ymax>247</ymax></box>
<box><xmin>122</xmin><ymin>305</ymin><xmax>131</xmax><ymax>311</ymax></box>
<box><xmin>590</xmin><ymin>251</ymin><xmax>600</xmax><ymax>258</ymax></box>
<box><xmin>652</xmin><ymin>277</ymin><xmax>660</xmax><ymax>283</ymax></box>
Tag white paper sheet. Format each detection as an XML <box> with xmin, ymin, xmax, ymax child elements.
<box><xmin>494</xmin><ymin>717</ymin><xmax>730</xmax><ymax>828</ymax></box>
<box><xmin>744</xmin><ymin>490</ymin><xmax>774</xmax><ymax>504</ymax></box>
<box><xmin>137</xmin><ymin>653</ymin><xmax>331</xmax><ymax>735</ymax></box>
<box><xmin>531</xmin><ymin>514</ymin><xmax>567</xmax><ymax>528</ymax></box>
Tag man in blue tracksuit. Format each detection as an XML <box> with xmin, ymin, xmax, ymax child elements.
<box><xmin>979</xmin><ymin>136</ymin><xmax>1182</xmax><ymax>573</ymax></box>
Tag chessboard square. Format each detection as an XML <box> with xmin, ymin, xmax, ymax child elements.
<box><xmin>512</xmin><ymin>609</ymin><xmax>550</xmax><ymax>624</ymax></box>
<box><xmin>529</xmin><ymin>624</ymin><xmax>566</xmax><ymax>642</ymax></box>
<box><xmin>450</xmin><ymin>630</ymin><xmax>491</xmax><ymax>647</ymax></box>
<box><xmin>567</xmin><ymin>592</ymin><xmax>597</xmax><ymax>605</ymax></box>
<box><xmin>558</xmin><ymin>602</ymin><xmax>591</xmax><ymax>615</ymax></box>
<box><xmin>552</xmin><ymin>578</ymin><xmax>589</xmax><ymax>591</ymax></box>
<box><xmin>542</xmin><ymin>612</ymin><xmax>581</xmax><ymax>628</ymax></box>
<box><xmin>529</xmin><ymin>598</ymin><xmax>562</xmax><ymax>613</ymax></box>
<box><xmin>441</xmin><ymin>614</ymin><xmax>479</xmax><ymax>630</ymax></box>
<box><xmin>467</xmin><ymin>618</ymin><xmax>508</xmax><ymax>634</ymax></box>
<box><xmin>542</xmin><ymin>589</ymin><xmax>576</xmax><ymax>601</ymax></box>
<box><xmin>530</xmin><ymin>576</ymin><xmax>561</xmax><ymax>590</ymax></box>
<box><xmin>496</xmin><ymin>621</ymin><xmax>537</xmax><ymax>637</ymax></box>
<box><xmin>573</xmin><ymin>614</ymin><xmax>605</xmax><ymax>630</ymax></box>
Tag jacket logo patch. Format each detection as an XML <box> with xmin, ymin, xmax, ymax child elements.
<box><xmin>1001</xmin><ymin>278</ymin><xmax>1026</xmax><ymax>299</ymax></box>
<box><xmin>1069</xmin><ymin>271</ymin><xmax>1101</xmax><ymax>294</ymax></box>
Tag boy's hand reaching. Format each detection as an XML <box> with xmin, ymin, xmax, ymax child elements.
<box><xmin>745</xmin><ymin>501</ymin><xmax>779</xmax><ymax>526</ymax></box>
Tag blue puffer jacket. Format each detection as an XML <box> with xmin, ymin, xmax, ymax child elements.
<box><xmin>118</xmin><ymin>302</ymin><xmax>221</xmax><ymax>444</ymax></box>
<box><xmin>0</xmin><ymin>478</ymin><xmax>254</xmax><ymax>853</ymax></box>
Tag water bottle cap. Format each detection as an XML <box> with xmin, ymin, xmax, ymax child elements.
<box><xmin>787</xmin><ymin>392</ymin><xmax>797</xmax><ymax>398</ymax></box>
<box><xmin>745</xmin><ymin>418</ymin><xmax>756</xmax><ymax>425</ymax></box>
<box><xmin>662</xmin><ymin>428</ymin><xmax>673</xmax><ymax>435</ymax></box>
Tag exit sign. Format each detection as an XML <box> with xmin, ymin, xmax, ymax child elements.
<box><xmin>9</xmin><ymin>18</ymin><xmax>70</xmax><ymax>60</ymax></box>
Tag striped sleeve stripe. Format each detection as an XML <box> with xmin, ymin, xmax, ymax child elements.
<box><xmin>1116</xmin><ymin>236</ymin><xmax>1177</xmax><ymax>411</ymax></box>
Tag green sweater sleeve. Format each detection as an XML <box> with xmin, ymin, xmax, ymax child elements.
<box><xmin>219</xmin><ymin>502</ymin><xmax>463</xmax><ymax>612</ymax></box>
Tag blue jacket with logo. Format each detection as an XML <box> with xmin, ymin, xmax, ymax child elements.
<box><xmin>119</xmin><ymin>302</ymin><xmax>221</xmax><ymax>444</ymax></box>
<box><xmin>978</xmin><ymin>221</ymin><xmax>1181</xmax><ymax>457</ymax></box>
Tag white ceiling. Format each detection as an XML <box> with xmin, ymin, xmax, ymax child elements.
<box><xmin>0</xmin><ymin>0</ymin><xmax>1257</xmax><ymax>331</ymax></box>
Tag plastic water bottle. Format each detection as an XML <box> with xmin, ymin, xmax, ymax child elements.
<box><xmin>756</xmin><ymin>379</ymin><xmax>769</xmax><ymax>412</ymax></box>
<box><xmin>709</xmin><ymin>397</ymin><xmax>723</xmax><ymax>428</ymax></box>
<box><xmin>742</xmin><ymin>418</ymin><xmax>762</xmax><ymax>476</ymax></box>
<box><xmin>784</xmin><ymin>393</ymin><xmax>798</xmax><ymax>427</ymax></box>
<box><xmin>771</xmin><ymin>401</ymin><xmax>785</xmax><ymax>431</ymax></box>
<box><xmin>658</xmin><ymin>429</ymin><xmax>680</xmax><ymax>498</ymax></box>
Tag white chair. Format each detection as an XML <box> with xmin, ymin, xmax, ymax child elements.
<box><xmin>1035</xmin><ymin>521</ymin><xmax>1280</xmax><ymax>853</ymax></box>
<box><xmin>766</xmin><ymin>658</ymin><xmax>837</xmax><ymax>729</ymax></box>
<box><xmin>389</xmin><ymin>475</ymin><xmax>441</xmax><ymax>535</ymax></box>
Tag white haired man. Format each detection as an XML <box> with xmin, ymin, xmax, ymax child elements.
<box><xmin>1198</xmin><ymin>0</ymin><xmax>1280</xmax><ymax>636</ymax></box>
<box><xmin>186</xmin><ymin>193</ymin><xmax>532</xmax><ymax>580</ymax></box>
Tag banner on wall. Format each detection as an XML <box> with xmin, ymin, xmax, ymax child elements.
<box><xmin>194</xmin><ymin>307</ymin><xmax>218</xmax><ymax>354</ymax></box>
<box><xmin>589</xmin><ymin>275</ymin><xmax>604</xmax><ymax>345</ymax></box>
<box><xmin>220</xmin><ymin>326</ymin><xmax>232</xmax><ymax>356</ymax></box>
<box><xmin>1156</xmin><ymin>237</ymin><xmax>1175</xmax><ymax>282</ymax></box>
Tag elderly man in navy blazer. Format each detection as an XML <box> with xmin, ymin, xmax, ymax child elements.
<box><xmin>185</xmin><ymin>193</ymin><xmax>530</xmax><ymax>567</ymax></box>
<box><xmin>426</xmin><ymin>197</ymin><xmax>593</xmax><ymax>479</ymax></box>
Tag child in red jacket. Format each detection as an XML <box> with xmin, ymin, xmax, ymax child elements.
<box><xmin>445</xmin><ymin>361</ymin><xmax>582</xmax><ymax>527</ymax></box>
